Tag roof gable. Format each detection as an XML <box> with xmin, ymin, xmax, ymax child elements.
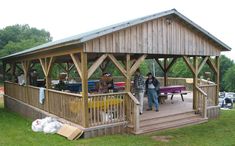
<box><xmin>1</xmin><ymin>9</ymin><xmax>231</xmax><ymax>60</ymax></box>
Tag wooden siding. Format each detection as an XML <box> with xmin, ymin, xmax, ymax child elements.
<box><xmin>84</xmin><ymin>16</ymin><xmax>221</xmax><ymax>56</ymax></box>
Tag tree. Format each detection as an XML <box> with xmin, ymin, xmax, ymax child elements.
<box><xmin>0</xmin><ymin>24</ymin><xmax>52</xmax><ymax>57</ymax></box>
<box><xmin>223</xmin><ymin>65</ymin><xmax>235</xmax><ymax>92</ymax></box>
<box><xmin>219</xmin><ymin>55</ymin><xmax>234</xmax><ymax>91</ymax></box>
<box><xmin>0</xmin><ymin>24</ymin><xmax>52</xmax><ymax>82</ymax></box>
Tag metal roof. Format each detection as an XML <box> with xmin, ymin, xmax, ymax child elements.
<box><xmin>1</xmin><ymin>9</ymin><xmax>231</xmax><ymax>60</ymax></box>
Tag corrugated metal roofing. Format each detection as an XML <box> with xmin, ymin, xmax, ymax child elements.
<box><xmin>1</xmin><ymin>9</ymin><xmax>231</xmax><ymax>60</ymax></box>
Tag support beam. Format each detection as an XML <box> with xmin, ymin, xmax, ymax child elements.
<box><xmin>163</xmin><ymin>58</ymin><xmax>168</xmax><ymax>86</ymax></box>
<box><xmin>3</xmin><ymin>62</ymin><xmax>6</xmax><ymax>81</ymax></box>
<box><xmin>10</xmin><ymin>63</ymin><xmax>16</xmax><ymax>82</ymax></box>
<box><xmin>125</xmin><ymin>54</ymin><xmax>131</xmax><ymax>92</ymax></box>
<box><xmin>183</xmin><ymin>56</ymin><xmax>196</xmax><ymax>75</ymax></box>
<box><xmin>81</xmin><ymin>52</ymin><xmax>89</xmax><ymax>128</ymax></box>
<box><xmin>165</xmin><ymin>57</ymin><xmax>178</xmax><ymax>72</ymax></box>
<box><xmin>193</xmin><ymin>56</ymin><xmax>199</xmax><ymax>110</ymax></box>
<box><xmin>46</xmin><ymin>57</ymin><xmax>54</xmax><ymax>76</ymax></box>
<box><xmin>21</xmin><ymin>60</ymin><xmax>30</xmax><ymax>85</ymax></box>
<box><xmin>16</xmin><ymin>64</ymin><xmax>24</xmax><ymax>73</ymax></box>
<box><xmin>100</xmin><ymin>60</ymin><xmax>109</xmax><ymax>73</ymax></box>
<box><xmin>70</xmin><ymin>53</ymin><xmax>82</xmax><ymax>78</ymax></box>
<box><xmin>88</xmin><ymin>54</ymin><xmax>107</xmax><ymax>79</ymax></box>
<box><xmin>155</xmin><ymin>58</ymin><xmax>164</xmax><ymax>71</ymax></box>
<box><xmin>130</xmin><ymin>54</ymin><xmax>147</xmax><ymax>76</ymax></box>
<box><xmin>39</xmin><ymin>58</ymin><xmax>47</xmax><ymax>76</ymax></box>
<box><xmin>108</xmin><ymin>54</ymin><xmax>127</xmax><ymax>78</ymax></box>
<box><xmin>215</xmin><ymin>56</ymin><xmax>220</xmax><ymax>105</ymax></box>
<box><xmin>198</xmin><ymin>57</ymin><xmax>209</xmax><ymax>75</ymax></box>
<box><xmin>207</xmin><ymin>57</ymin><xmax>218</xmax><ymax>74</ymax></box>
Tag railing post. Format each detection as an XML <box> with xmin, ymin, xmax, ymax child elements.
<box><xmin>133</xmin><ymin>104</ymin><xmax>140</xmax><ymax>132</ymax></box>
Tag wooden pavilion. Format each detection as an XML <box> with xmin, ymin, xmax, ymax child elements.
<box><xmin>1</xmin><ymin>9</ymin><xmax>231</xmax><ymax>137</ymax></box>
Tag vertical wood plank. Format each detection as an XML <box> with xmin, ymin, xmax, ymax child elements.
<box><xmin>136</xmin><ymin>25</ymin><xmax>143</xmax><ymax>53</ymax></box>
<box><xmin>152</xmin><ymin>20</ymin><xmax>158</xmax><ymax>54</ymax></box>
<box><xmin>125</xmin><ymin>28</ymin><xmax>131</xmax><ymax>53</ymax></box>
<box><xmin>106</xmin><ymin>34</ymin><xmax>113</xmax><ymax>53</ymax></box>
<box><xmin>100</xmin><ymin>36</ymin><xmax>106</xmax><ymax>53</ymax></box>
<box><xmin>142</xmin><ymin>23</ymin><xmax>148</xmax><ymax>53</ymax></box>
<box><xmin>119</xmin><ymin>30</ymin><xmax>125</xmax><ymax>53</ymax></box>
<box><xmin>147</xmin><ymin>21</ymin><xmax>153</xmax><ymax>54</ymax></box>
<box><xmin>131</xmin><ymin>26</ymin><xmax>137</xmax><ymax>53</ymax></box>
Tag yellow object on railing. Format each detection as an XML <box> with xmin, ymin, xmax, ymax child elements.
<box><xmin>69</xmin><ymin>98</ymin><xmax>123</xmax><ymax>113</ymax></box>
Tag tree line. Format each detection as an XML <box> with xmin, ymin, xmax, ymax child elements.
<box><xmin>0</xmin><ymin>24</ymin><xmax>234</xmax><ymax>92</ymax></box>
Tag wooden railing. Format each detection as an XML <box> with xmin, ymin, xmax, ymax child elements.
<box><xmin>88</xmin><ymin>92</ymin><xmax>126</xmax><ymax>127</ymax></box>
<box><xmin>4</xmin><ymin>81</ymin><xmax>140</xmax><ymax>130</ymax></box>
<box><xmin>126</xmin><ymin>92</ymin><xmax>140</xmax><ymax>132</ymax></box>
<box><xmin>5</xmin><ymin>82</ymin><xmax>27</xmax><ymax>103</ymax></box>
<box><xmin>196</xmin><ymin>86</ymin><xmax>207</xmax><ymax>119</ymax></box>
<box><xmin>199</xmin><ymin>84</ymin><xmax>217</xmax><ymax>106</ymax></box>
<box><xmin>88</xmin><ymin>92</ymin><xmax>140</xmax><ymax>131</ymax></box>
<box><xmin>28</xmin><ymin>85</ymin><xmax>47</xmax><ymax>110</ymax></box>
<box><xmin>47</xmin><ymin>89</ymin><xmax>83</xmax><ymax>125</ymax></box>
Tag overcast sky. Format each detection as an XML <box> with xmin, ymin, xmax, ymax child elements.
<box><xmin>1</xmin><ymin>0</ymin><xmax>234</xmax><ymax>60</ymax></box>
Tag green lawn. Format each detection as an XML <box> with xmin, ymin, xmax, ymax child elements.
<box><xmin>1</xmin><ymin>98</ymin><xmax>235</xmax><ymax>146</ymax></box>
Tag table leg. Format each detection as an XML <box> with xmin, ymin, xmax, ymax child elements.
<box><xmin>170</xmin><ymin>94</ymin><xmax>174</xmax><ymax>100</ymax></box>
<box><xmin>180</xmin><ymin>94</ymin><xmax>184</xmax><ymax>101</ymax></box>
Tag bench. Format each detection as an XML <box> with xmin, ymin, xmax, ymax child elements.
<box><xmin>159</xmin><ymin>85</ymin><xmax>189</xmax><ymax>104</ymax></box>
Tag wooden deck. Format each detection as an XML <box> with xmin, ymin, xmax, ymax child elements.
<box><xmin>133</xmin><ymin>92</ymin><xmax>208</xmax><ymax>134</ymax></box>
<box><xmin>141</xmin><ymin>92</ymin><xmax>193</xmax><ymax>119</ymax></box>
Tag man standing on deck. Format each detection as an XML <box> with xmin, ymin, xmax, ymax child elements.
<box><xmin>134</xmin><ymin>69</ymin><xmax>145</xmax><ymax>115</ymax></box>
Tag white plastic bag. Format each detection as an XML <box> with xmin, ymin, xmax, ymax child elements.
<box><xmin>43</xmin><ymin>121</ymin><xmax>62</xmax><ymax>134</ymax></box>
<box><xmin>32</xmin><ymin>119</ymin><xmax>44</xmax><ymax>132</ymax></box>
<box><xmin>32</xmin><ymin>117</ymin><xmax>62</xmax><ymax>134</ymax></box>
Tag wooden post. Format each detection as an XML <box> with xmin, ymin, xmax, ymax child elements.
<box><xmin>39</xmin><ymin>57</ymin><xmax>54</xmax><ymax>111</ymax></box>
<box><xmin>81</xmin><ymin>52</ymin><xmax>89</xmax><ymax>128</ymax></box>
<box><xmin>193</xmin><ymin>56</ymin><xmax>199</xmax><ymax>110</ymax></box>
<box><xmin>10</xmin><ymin>63</ymin><xmax>16</xmax><ymax>83</ymax></box>
<box><xmin>215</xmin><ymin>56</ymin><xmax>220</xmax><ymax>105</ymax></box>
<box><xmin>22</xmin><ymin>60</ymin><xmax>30</xmax><ymax>103</ymax></box>
<box><xmin>163</xmin><ymin>58</ymin><xmax>168</xmax><ymax>86</ymax></box>
<box><xmin>125</xmin><ymin>54</ymin><xmax>131</xmax><ymax>92</ymax></box>
<box><xmin>3</xmin><ymin>62</ymin><xmax>6</xmax><ymax>82</ymax></box>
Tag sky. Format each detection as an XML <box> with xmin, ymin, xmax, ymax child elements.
<box><xmin>1</xmin><ymin>0</ymin><xmax>234</xmax><ymax>60</ymax></box>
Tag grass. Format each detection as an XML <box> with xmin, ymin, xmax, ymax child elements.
<box><xmin>1</xmin><ymin>98</ymin><xmax>235</xmax><ymax>146</ymax></box>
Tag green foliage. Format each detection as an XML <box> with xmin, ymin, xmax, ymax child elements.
<box><xmin>169</xmin><ymin>58</ymin><xmax>192</xmax><ymax>78</ymax></box>
<box><xmin>0</xmin><ymin>24</ymin><xmax>52</xmax><ymax>57</ymax></box>
<box><xmin>220</xmin><ymin>55</ymin><xmax>234</xmax><ymax>91</ymax></box>
<box><xmin>223</xmin><ymin>65</ymin><xmax>235</xmax><ymax>92</ymax></box>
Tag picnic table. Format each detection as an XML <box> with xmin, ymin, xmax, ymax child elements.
<box><xmin>159</xmin><ymin>85</ymin><xmax>188</xmax><ymax>103</ymax></box>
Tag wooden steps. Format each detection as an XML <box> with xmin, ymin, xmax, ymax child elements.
<box><xmin>135</xmin><ymin>111</ymin><xmax>207</xmax><ymax>134</ymax></box>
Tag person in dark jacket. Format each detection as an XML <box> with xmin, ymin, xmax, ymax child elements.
<box><xmin>145</xmin><ymin>72</ymin><xmax>160</xmax><ymax>112</ymax></box>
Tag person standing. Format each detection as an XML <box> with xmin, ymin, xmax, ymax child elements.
<box><xmin>134</xmin><ymin>69</ymin><xmax>145</xmax><ymax>115</ymax></box>
<box><xmin>145</xmin><ymin>72</ymin><xmax>160</xmax><ymax>112</ymax></box>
